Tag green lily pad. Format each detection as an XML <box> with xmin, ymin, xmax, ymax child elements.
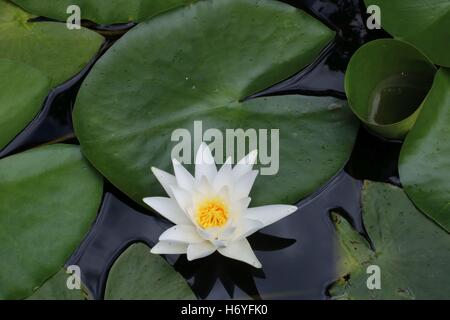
<box><xmin>345</xmin><ymin>39</ymin><xmax>437</xmax><ymax>140</ymax></box>
<box><xmin>0</xmin><ymin>144</ymin><xmax>103</xmax><ymax>300</ymax></box>
<box><xmin>105</xmin><ymin>243</ymin><xmax>195</xmax><ymax>300</ymax></box>
<box><xmin>399</xmin><ymin>69</ymin><xmax>450</xmax><ymax>232</ymax></box>
<box><xmin>12</xmin><ymin>0</ymin><xmax>194</xmax><ymax>25</ymax></box>
<box><xmin>365</xmin><ymin>0</ymin><xmax>450</xmax><ymax>67</ymax></box>
<box><xmin>0</xmin><ymin>59</ymin><xmax>51</xmax><ymax>150</ymax></box>
<box><xmin>0</xmin><ymin>0</ymin><xmax>103</xmax><ymax>86</ymax></box>
<box><xmin>330</xmin><ymin>181</ymin><xmax>450</xmax><ymax>299</ymax></box>
<box><xmin>27</xmin><ymin>269</ymin><xmax>86</xmax><ymax>300</ymax></box>
<box><xmin>74</xmin><ymin>0</ymin><xmax>358</xmax><ymax>206</ymax></box>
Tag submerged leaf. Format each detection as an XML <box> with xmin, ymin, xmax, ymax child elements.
<box><xmin>0</xmin><ymin>144</ymin><xmax>103</xmax><ymax>300</ymax></box>
<box><xmin>105</xmin><ymin>243</ymin><xmax>195</xmax><ymax>300</ymax></box>
<box><xmin>330</xmin><ymin>181</ymin><xmax>450</xmax><ymax>299</ymax></box>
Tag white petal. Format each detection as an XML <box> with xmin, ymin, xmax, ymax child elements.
<box><xmin>143</xmin><ymin>197</ymin><xmax>191</xmax><ymax>225</ymax></box>
<box><xmin>151</xmin><ymin>241</ymin><xmax>188</xmax><ymax>254</ymax></box>
<box><xmin>218</xmin><ymin>222</ymin><xmax>237</xmax><ymax>239</ymax></box>
<box><xmin>233</xmin><ymin>170</ymin><xmax>258</xmax><ymax>199</ymax></box>
<box><xmin>159</xmin><ymin>225</ymin><xmax>204</xmax><ymax>244</ymax></box>
<box><xmin>230</xmin><ymin>197</ymin><xmax>251</xmax><ymax>219</ymax></box>
<box><xmin>235</xmin><ymin>218</ymin><xmax>264</xmax><ymax>239</ymax></box>
<box><xmin>196</xmin><ymin>221</ymin><xmax>236</xmax><ymax>244</ymax></box>
<box><xmin>171</xmin><ymin>185</ymin><xmax>192</xmax><ymax>211</ymax></box>
<box><xmin>151</xmin><ymin>167</ymin><xmax>177</xmax><ymax>198</ymax></box>
<box><xmin>172</xmin><ymin>159</ymin><xmax>195</xmax><ymax>191</ymax></box>
<box><xmin>195</xmin><ymin>175</ymin><xmax>211</xmax><ymax>194</ymax></box>
<box><xmin>216</xmin><ymin>185</ymin><xmax>231</xmax><ymax>202</ymax></box>
<box><xmin>218</xmin><ymin>238</ymin><xmax>262</xmax><ymax>268</ymax></box>
<box><xmin>245</xmin><ymin>205</ymin><xmax>298</xmax><ymax>228</ymax></box>
<box><xmin>232</xmin><ymin>150</ymin><xmax>258</xmax><ymax>179</ymax></box>
<box><xmin>212</xmin><ymin>157</ymin><xmax>232</xmax><ymax>192</ymax></box>
<box><xmin>195</xmin><ymin>143</ymin><xmax>217</xmax><ymax>183</ymax></box>
<box><xmin>186</xmin><ymin>206</ymin><xmax>199</xmax><ymax>226</ymax></box>
<box><xmin>187</xmin><ymin>241</ymin><xmax>216</xmax><ymax>261</ymax></box>
<box><xmin>240</xmin><ymin>197</ymin><xmax>252</xmax><ymax>210</ymax></box>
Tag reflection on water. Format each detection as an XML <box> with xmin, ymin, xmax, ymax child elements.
<box><xmin>1</xmin><ymin>0</ymin><xmax>398</xmax><ymax>300</ymax></box>
<box><xmin>346</xmin><ymin>127</ymin><xmax>402</xmax><ymax>185</ymax></box>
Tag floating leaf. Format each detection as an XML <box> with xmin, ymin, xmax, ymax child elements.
<box><xmin>74</xmin><ymin>0</ymin><xmax>358</xmax><ymax>206</ymax></box>
<box><xmin>330</xmin><ymin>181</ymin><xmax>450</xmax><ymax>299</ymax></box>
<box><xmin>0</xmin><ymin>59</ymin><xmax>50</xmax><ymax>149</ymax></box>
<box><xmin>104</xmin><ymin>243</ymin><xmax>195</xmax><ymax>300</ymax></box>
<box><xmin>365</xmin><ymin>0</ymin><xmax>450</xmax><ymax>67</ymax></box>
<box><xmin>0</xmin><ymin>0</ymin><xmax>103</xmax><ymax>85</ymax></box>
<box><xmin>399</xmin><ymin>69</ymin><xmax>450</xmax><ymax>232</ymax></box>
<box><xmin>27</xmin><ymin>269</ymin><xmax>85</xmax><ymax>300</ymax></box>
<box><xmin>0</xmin><ymin>144</ymin><xmax>103</xmax><ymax>300</ymax></box>
<box><xmin>12</xmin><ymin>0</ymin><xmax>195</xmax><ymax>25</ymax></box>
<box><xmin>345</xmin><ymin>39</ymin><xmax>436</xmax><ymax>140</ymax></box>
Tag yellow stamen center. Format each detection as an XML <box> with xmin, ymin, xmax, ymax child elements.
<box><xmin>196</xmin><ymin>198</ymin><xmax>229</xmax><ymax>229</ymax></box>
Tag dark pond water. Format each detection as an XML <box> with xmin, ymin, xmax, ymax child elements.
<box><xmin>0</xmin><ymin>0</ymin><xmax>402</xmax><ymax>299</ymax></box>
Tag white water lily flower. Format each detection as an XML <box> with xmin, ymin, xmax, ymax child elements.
<box><xmin>143</xmin><ymin>143</ymin><xmax>297</xmax><ymax>268</ymax></box>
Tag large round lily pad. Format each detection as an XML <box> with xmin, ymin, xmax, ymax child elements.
<box><xmin>330</xmin><ymin>181</ymin><xmax>450</xmax><ymax>299</ymax></box>
<box><xmin>105</xmin><ymin>243</ymin><xmax>195</xmax><ymax>300</ymax></box>
<box><xmin>0</xmin><ymin>59</ymin><xmax>50</xmax><ymax>150</ymax></box>
<box><xmin>365</xmin><ymin>0</ymin><xmax>450</xmax><ymax>67</ymax></box>
<box><xmin>0</xmin><ymin>144</ymin><xmax>103</xmax><ymax>300</ymax></box>
<box><xmin>74</xmin><ymin>0</ymin><xmax>358</xmax><ymax>206</ymax></box>
<box><xmin>0</xmin><ymin>0</ymin><xmax>103</xmax><ymax>86</ymax></box>
<box><xmin>399</xmin><ymin>69</ymin><xmax>450</xmax><ymax>232</ymax></box>
<box><xmin>12</xmin><ymin>0</ymin><xmax>194</xmax><ymax>25</ymax></box>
